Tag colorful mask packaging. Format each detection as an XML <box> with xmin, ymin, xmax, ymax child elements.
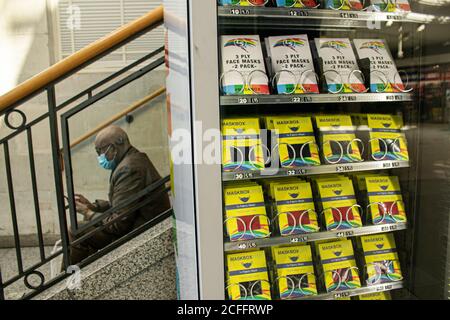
<box><xmin>318</xmin><ymin>239</ymin><xmax>361</xmax><ymax>292</ymax></box>
<box><xmin>316</xmin><ymin>176</ymin><xmax>363</xmax><ymax>230</ymax></box>
<box><xmin>219</xmin><ymin>0</ymin><xmax>267</xmax><ymax>6</ymax></box>
<box><xmin>359</xmin><ymin>291</ymin><xmax>391</xmax><ymax>300</ymax></box>
<box><xmin>315</xmin><ymin>115</ymin><xmax>363</xmax><ymax>164</ymax></box>
<box><xmin>268</xmin><ymin>116</ymin><xmax>321</xmax><ymax>167</ymax></box>
<box><xmin>367</xmin><ymin>114</ymin><xmax>409</xmax><ymax>161</ymax></box>
<box><xmin>224</xmin><ymin>183</ymin><xmax>270</xmax><ymax>241</ymax></box>
<box><xmin>273</xmin><ymin>181</ymin><xmax>320</xmax><ymax>236</ymax></box>
<box><xmin>275</xmin><ymin>0</ymin><xmax>319</xmax><ymax>7</ymax></box>
<box><xmin>353</xmin><ymin>39</ymin><xmax>405</xmax><ymax>93</ymax></box>
<box><xmin>226</xmin><ymin>251</ymin><xmax>272</xmax><ymax>300</ymax></box>
<box><xmin>324</xmin><ymin>0</ymin><xmax>364</xmax><ymax>10</ymax></box>
<box><xmin>222</xmin><ymin>118</ymin><xmax>266</xmax><ymax>171</ymax></box>
<box><xmin>314</xmin><ymin>38</ymin><xmax>366</xmax><ymax>93</ymax></box>
<box><xmin>359</xmin><ymin>233</ymin><xmax>403</xmax><ymax>285</ymax></box>
<box><xmin>365</xmin><ymin>175</ymin><xmax>407</xmax><ymax>224</ymax></box>
<box><xmin>265</xmin><ymin>34</ymin><xmax>319</xmax><ymax>94</ymax></box>
<box><xmin>370</xmin><ymin>0</ymin><xmax>411</xmax><ymax>12</ymax></box>
<box><xmin>220</xmin><ymin>35</ymin><xmax>269</xmax><ymax>95</ymax></box>
<box><xmin>273</xmin><ymin>245</ymin><xmax>317</xmax><ymax>299</ymax></box>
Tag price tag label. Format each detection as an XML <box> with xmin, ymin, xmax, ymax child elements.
<box><xmin>336</xmin><ymin>165</ymin><xmax>354</xmax><ymax>173</ymax></box>
<box><xmin>289</xmin><ymin>10</ymin><xmax>309</xmax><ymax>17</ymax></box>
<box><xmin>292</xmin><ymin>96</ymin><xmax>312</xmax><ymax>103</ymax></box>
<box><xmin>338</xmin><ymin>95</ymin><xmax>357</xmax><ymax>102</ymax></box>
<box><xmin>382</xmin><ymin>161</ymin><xmax>401</xmax><ymax>169</ymax></box>
<box><xmin>290</xmin><ymin>236</ymin><xmax>308</xmax><ymax>243</ymax></box>
<box><xmin>286</xmin><ymin>168</ymin><xmax>308</xmax><ymax>176</ymax></box>
<box><xmin>340</xmin><ymin>12</ymin><xmax>359</xmax><ymax>19</ymax></box>
<box><xmin>230</xmin><ymin>8</ymin><xmax>250</xmax><ymax>15</ymax></box>
<box><xmin>381</xmin><ymin>224</ymin><xmax>399</xmax><ymax>232</ymax></box>
<box><xmin>238</xmin><ymin>97</ymin><xmax>259</xmax><ymax>104</ymax></box>
<box><xmin>233</xmin><ymin>172</ymin><xmax>254</xmax><ymax>180</ymax></box>
<box><xmin>237</xmin><ymin>241</ymin><xmax>257</xmax><ymax>250</ymax></box>
<box><xmin>334</xmin><ymin>292</ymin><xmax>350</xmax><ymax>299</ymax></box>
<box><xmin>386</xmin><ymin>15</ymin><xmax>402</xmax><ymax>21</ymax></box>
<box><xmin>336</xmin><ymin>231</ymin><xmax>354</xmax><ymax>238</ymax></box>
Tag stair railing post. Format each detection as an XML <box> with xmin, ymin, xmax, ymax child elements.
<box><xmin>47</xmin><ymin>86</ymin><xmax>71</xmax><ymax>271</ymax></box>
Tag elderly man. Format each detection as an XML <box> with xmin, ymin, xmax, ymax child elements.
<box><xmin>68</xmin><ymin>125</ymin><xmax>170</xmax><ymax>266</ymax></box>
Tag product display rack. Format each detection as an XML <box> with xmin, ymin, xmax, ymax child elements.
<box><xmin>167</xmin><ymin>0</ymin><xmax>450</xmax><ymax>300</ymax></box>
<box><xmin>224</xmin><ymin>222</ymin><xmax>407</xmax><ymax>252</ymax></box>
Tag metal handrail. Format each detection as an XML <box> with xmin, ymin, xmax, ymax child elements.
<box><xmin>69</xmin><ymin>86</ymin><xmax>166</xmax><ymax>149</ymax></box>
<box><xmin>0</xmin><ymin>5</ymin><xmax>164</xmax><ymax>112</ymax></box>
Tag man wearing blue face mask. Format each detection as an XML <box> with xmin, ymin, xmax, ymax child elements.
<box><xmin>67</xmin><ymin>125</ymin><xmax>171</xmax><ymax>266</ymax></box>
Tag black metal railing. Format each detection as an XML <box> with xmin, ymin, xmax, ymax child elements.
<box><xmin>0</xmin><ymin>23</ymin><xmax>171</xmax><ymax>300</ymax></box>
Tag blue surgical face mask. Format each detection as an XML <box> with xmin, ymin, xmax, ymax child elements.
<box><xmin>97</xmin><ymin>145</ymin><xmax>117</xmax><ymax>170</ymax></box>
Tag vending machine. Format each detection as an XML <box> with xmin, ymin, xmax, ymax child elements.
<box><xmin>164</xmin><ymin>0</ymin><xmax>450</xmax><ymax>300</ymax></box>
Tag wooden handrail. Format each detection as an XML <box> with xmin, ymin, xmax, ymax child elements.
<box><xmin>0</xmin><ymin>5</ymin><xmax>164</xmax><ymax>112</ymax></box>
<box><xmin>69</xmin><ymin>86</ymin><xmax>166</xmax><ymax>149</ymax></box>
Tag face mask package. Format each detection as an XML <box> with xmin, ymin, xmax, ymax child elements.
<box><xmin>219</xmin><ymin>0</ymin><xmax>268</xmax><ymax>6</ymax></box>
<box><xmin>365</xmin><ymin>175</ymin><xmax>407</xmax><ymax>225</ymax></box>
<box><xmin>274</xmin><ymin>0</ymin><xmax>319</xmax><ymax>8</ymax></box>
<box><xmin>226</xmin><ymin>250</ymin><xmax>272</xmax><ymax>300</ymax></box>
<box><xmin>265</xmin><ymin>34</ymin><xmax>319</xmax><ymax>94</ymax></box>
<box><xmin>369</xmin><ymin>0</ymin><xmax>411</xmax><ymax>12</ymax></box>
<box><xmin>317</xmin><ymin>239</ymin><xmax>361</xmax><ymax>292</ymax></box>
<box><xmin>315</xmin><ymin>115</ymin><xmax>363</xmax><ymax>164</ymax></box>
<box><xmin>224</xmin><ymin>183</ymin><xmax>271</xmax><ymax>241</ymax></box>
<box><xmin>315</xmin><ymin>175</ymin><xmax>363</xmax><ymax>230</ymax></box>
<box><xmin>314</xmin><ymin>38</ymin><xmax>367</xmax><ymax>93</ymax></box>
<box><xmin>353</xmin><ymin>39</ymin><xmax>406</xmax><ymax>93</ymax></box>
<box><xmin>359</xmin><ymin>233</ymin><xmax>403</xmax><ymax>285</ymax></box>
<box><xmin>367</xmin><ymin>114</ymin><xmax>409</xmax><ymax>161</ymax></box>
<box><xmin>220</xmin><ymin>35</ymin><xmax>270</xmax><ymax>95</ymax></box>
<box><xmin>222</xmin><ymin>118</ymin><xmax>267</xmax><ymax>172</ymax></box>
<box><xmin>266</xmin><ymin>116</ymin><xmax>321</xmax><ymax>168</ymax></box>
<box><xmin>324</xmin><ymin>0</ymin><xmax>364</xmax><ymax>10</ymax></box>
<box><xmin>273</xmin><ymin>180</ymin><xmax>320</xmax><ymax>236</ymax></box>
<box><xmin>273</xmin><ymin>245</ymin><xmax>318</xmax><ymax>299</ymax></box>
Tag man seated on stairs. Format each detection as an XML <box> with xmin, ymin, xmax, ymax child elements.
<box><xmin>67</xmin><ymin>125</ymin><xmax>171</xmax><ymax>267</ymax></box>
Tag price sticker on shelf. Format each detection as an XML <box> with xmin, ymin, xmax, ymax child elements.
<box><xmin>237</xmin><ymin>97</ymin><xmax>259</xmax><ymax>104</ymax></box>
<box><xmin>334</xmin><ymin>292</ymin><xmax>350</xmax><ymax>299</ymax></box>
<box><xmin>230</xmin><ymin>8</ymin><xmax>250</xmax><ymax>16</ymax></box>
<box><xmin>286</xmin><ymin>168</ymin><xmax>308</xmax><ymax>176</ymax></box>
<box><xmin>292</xmin><ymin>96</ymin><xmax>312</xmax><ymax>103</ymax></box>
<box><xmin>237</xmin><ymin>241</ymin><xmax>257</xmax><ymax>250</ymax></box>
<box><xmin>340</xmin><ymin>12</ymin><xmax>359</xmax><ymax>19</ymax></box>
<box><xmin>336</xmin><ymin>231</ymin><xmax>354</xmax><ymax>238</ymax></box>
<box><xmin>288</xmin><ymin>10</ymin><xmax>309</xmax><ymax>17</ymax></box>
<box><xmin>233</xmin><ymin>172</ymin><xmax>254</xmax><ymax>180</ymax></box>
<box><xmin>382</xmin><ymin>161</ymin><xmax>401</xmax><ymax>169</ymax></box>
<box><xmin>387</xmin><ymin>15</ymin><xmax>402</xmax><ymax>21</ymax></box>
<box><xmin>336</xmin><ymin>165</ymin><xmax>354</xmax><ymax>173</ymax></box>
<box><xmin>377</xmin><ymin>284</ymin><xmax>394</xmax><ymax>292</ymax></box>
<box><xmin>381</xmin><ymin>224</ymin><xmax>399</xmax><ymax>232</ymax></box>
<box><xmin>338</xmin><ymin>95</ymin><xmax>357</xmax><ymax>102</ymax></box>
<box><xmin>290</xmin><ymin>236</ymin><xmax>308</xmax><ymax>243</ymax></box>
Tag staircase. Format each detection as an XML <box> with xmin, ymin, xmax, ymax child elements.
<box><xmin>0</xmin><ymin>5</ymin><xmax>174</xmax><ymax>300</ymax></box>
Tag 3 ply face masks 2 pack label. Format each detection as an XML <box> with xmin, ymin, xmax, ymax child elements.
<box><xmin>318</xmin><ymin>239</ymin><xmax>361</xmax><ymax>292</ymax></box>
<box><xmin>360</xmin><ymin>233</ymin><xmax>403</xmax><ymax>285</ymax></box>
<box><xmin>365</xmin><ymin>175</ymin><xmax>407</xmax><ymax>224</ymax></box>
<box><xmin>315</xmin><ymin>115</ymin><xmax>363</xmax><ymax>164</ymax></box>
<box><xmin>226</xmin><ymin>251</ymin><xmax>272</xmax><ymax>300</ymax></box>
<box><xmin>367</xmin><ymin>114</ymin><xmax>409</xmax><ymax>161</ymax></box>
<box><xmin>220</xmin><ymin>35</ymin><xmax>269</xmax><ymax>95</ymax></box>
<box><xmin>353</xmin><ymin>39</ymin><xmax>406</xmax><ymax>93</ymax></box>
<box><xmin>224</xmin><ymin>183</ymin><xmax>270</xmax><ymax>241</ymax></box>
<box><xmin>316</xmin><ymin>176</ymin><xmax>363</xmax><ymax>230</ymax></box>
<box><xmin>274</xmin><ymin>181</ymin><xmax>320</xmax><ymax>235</ymax></box>
<box><xmin>267</xmin><ymin>116</ymin><xmax>321</xmax><ymax>167</ymax></box>
<box><xmin>273</xmin><ymin>245</ymin><xmax>317</xmax><ymax>299</ymax></box>
<box><xmin>222</xmin><ymin>118</ymin><xmax>266</xmax><ymax>171</ymax></box>
<box><xmin>315</xmin><ymin>38</ymin><xmax>366</xmax><ymax>93</ymax></box>
<box><xmin>266</xmin><ymin>35</ymin><xmax>319</xmax><ymax>94</ymax></box>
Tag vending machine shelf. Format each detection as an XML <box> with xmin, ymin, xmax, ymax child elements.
<box><xmin>290</xmin><ymin>281</ymin><xmax>404</xmax><ymax>300</ymax></box>
<box><xmin>224</xmin><ymin>222</ymin><xmax>407</xmax><ymax>252</ymax></box>
<box><xmin>220</xmin><ymin>93</ymin><xmax>414</xmax><ymax>106</ymax></box>
<box><xmin>222</xmin><ymin>160</ymin><xmax>410</xmax><ymax>182</ymax></box>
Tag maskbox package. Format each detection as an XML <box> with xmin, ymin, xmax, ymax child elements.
<box><xmin>359</xmin><ymin>291</ymin><xmax>391</xmax><ymax>300</ymax></box>
<box><xmin>367</xmin><ymin>114</ymin><xmax>409</xmax><ymax>161</ymax></box>
<box><xmin>275</xmin><ymin>0</ymin><xmax>319</xmax><ymax>7</ymax></box>
<box><xmin>222</xmin><ymin>118</ymin><xmax>266</xmax><ymax>171</ymax></box>
<box><xmin>314</xmin><ymin>38</ymin><xmax>366</xmax><ymax>93</ymax></box>
<box><xmin>273</xmin><ymin>245</ymin><xmax>317</xmax><ymax>299</ymax></box>
<box><xmin>370</xmin><ymin>0</ymin><xmax>411</xmax><ymax>12</ymax></box>
<box><xmin>273</xmin><ymin>181</ymin><xmax>320</xmax><ymax>236</ymax></box>
<box><xmin>318</xmin><ymin>239</ymin><xmax>361</xmax><ymax>292</ymax></box>
<box><xmin>226</xmin><ymin>251</ymin><xmax>272</xmax><ymax>300</ymax></box>
<box><xmin>224</xmin><ymin>183</ymin><xmax>270</xmax><ymax>241</ymax></box>
<box><xmin>365</xmin><ymin>175</ymin><xmax>406</xmax><ymax>224</ymax></box>
<box><xmin>315</xmin><ymin>115</ymin><xmax>363</xmax><ymax>164</ymax></box>
<box><xmin>324</xmin><ymin>0</ymin><xmax>364</xmax><ymax>10</ymax></box>
<box><xmin>219</xmin><ymin>0</ymin><xmax>268</xmax><ymax>6</ymax></box>
<box><xmin>266</xmin><ymin>34</ymin><xmax>319</xmax><ymax>94</ymax></box>
<box><xmin>353</xmin><ymin>39</ymin><xmax>405</xmax><ymax>93</ymax></box>
<box><xmin>359</xmin><ymin>233</ymin><xmax>403</xmax><ymax>285</ymax></box>
<box><xmin>268</xmin><ymin>116</ymin><xmax>321</xmax><ymax>167</ymax></box>
<box><xmin>220</xmin><ymin>35</ymin><xmax>269</xmax><ymax>95</ymax></box>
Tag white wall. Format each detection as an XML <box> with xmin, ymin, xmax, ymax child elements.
<box><xmin>0</xmin><ymin>0</ymin><xmax>168</xmax><ymax>241</ymax></box>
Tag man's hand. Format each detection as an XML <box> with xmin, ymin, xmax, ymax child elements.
<box><xmin>75</xmin><ymin>194</ymin><xmax>96</xmax><ymax>220</ymax></box>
